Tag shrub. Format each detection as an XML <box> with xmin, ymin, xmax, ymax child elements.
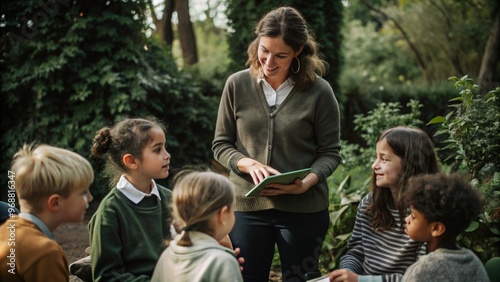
<box><xmin>429</xmin><ymin>75</ymin><xmax>500</xmax><ymax>262</ymax></box>
<box><xmin>0</xmin><ymin>1</ymin><xmax>218</xmax><ymax>200</ymax></box>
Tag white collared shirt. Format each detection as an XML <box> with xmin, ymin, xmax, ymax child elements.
<box><xmin>257</xmin><ymin>77</ymin><xmax>295</xmax><ymax>108</ymax></box>
<box><xmin>117</xmin><ymin>175</ymin><xmax>161</xmax><ymax>204</ymax></box>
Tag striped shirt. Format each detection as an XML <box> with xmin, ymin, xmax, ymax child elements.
<box><xmin>340</xmin><ymin>192</ymin><xmax>426</xmax><ymax>282</ymax></box>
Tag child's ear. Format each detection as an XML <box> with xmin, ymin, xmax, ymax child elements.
<box><xmin>217</xmin><ymin>206</ymin><xmax>229</xmax><ymax>225</ymax></box>
<box><xmin>123</xmin><ymin>153</ymin><xmax>138</xmax><ymax>169</ymax></box>
<box><xmin>47</xmin><ymin>194</ymin><xmax>61</xmax><ymax>212</ymax></box>
<box><xmin>431</xmin><ymin>222</ymin><xmax>446</xmax><ymax>237</ymax></box>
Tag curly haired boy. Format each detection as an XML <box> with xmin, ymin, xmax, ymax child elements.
<box><xmin>402</xmin><ymin>173</ymin><xmax>489</xmax><ymax>281</ymax></box>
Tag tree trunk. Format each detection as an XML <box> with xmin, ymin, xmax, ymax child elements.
<box><xmin>177</xmin><ymin>0</ymin><xmax>198</xmax><ymax>65</ymax></box>
<box><xmin>163</xmin><ymin>0</ymin><xmax>174</xmax><ymax>46</ymax></box>
<box><xmin>477</xmin><ymin>10</ymin><xmax>500</xmax><ymax>93</ymax></box>
<box><xmin>147</xmin><ymin>0</ymin><xmax>174</xmax><ymax>46</ymax></box>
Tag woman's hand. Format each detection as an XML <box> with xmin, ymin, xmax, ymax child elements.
<box><xmin>259</xmin><ymin>173</ymin><xmax>318</xmax><ymax>196</ymax></box>
<box><xmin>237</xmin><ymin>157</ymin><xmax>280</xmax><ymax>185</ymax></box>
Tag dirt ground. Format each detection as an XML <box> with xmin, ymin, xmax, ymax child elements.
<box><xmin>53</xmin><ymin>211</ymin><xmax>92</xmax><ymax>282</ymax></box>
<box><xmin>54</xmin><ymin>216</ymin><xmax>91</xmax><ymax>264</ymax></box>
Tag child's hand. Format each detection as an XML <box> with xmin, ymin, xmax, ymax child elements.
<box><xmin>234</xmin><ymin>247</ymin><xmax>245</xmax><ymax>272</ymax></box>
<box><xmin>329</xmin><ymin>269</ymin><xmax>358</xmax><ymax>282</ymax></box>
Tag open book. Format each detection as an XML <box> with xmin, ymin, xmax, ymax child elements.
<box><xmin>245</xmin><ymin>168</ymin><xmax>311</xmax><ymax>197</ymax></box>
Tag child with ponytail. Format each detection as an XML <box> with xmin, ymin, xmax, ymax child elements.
<box><xmin>151</xmin><ymin>171</ymin><xmax>243</xmax><ymax>282</ymax></box>
<box><xmin>89</xmin><ymin>117</ymin><xmax>173</xmax><ymax>281</ymax></box>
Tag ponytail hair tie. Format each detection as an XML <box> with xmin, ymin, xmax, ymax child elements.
<box><xmin>181</xmin><ymin>225</ymin><xmax>193</xmax><ymax>232</ymax></box>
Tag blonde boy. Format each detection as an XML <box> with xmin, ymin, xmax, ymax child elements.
<box><xmin>0</xmin><ymin>144</ymin><xmax>94</xmax><ymax>282</ymax></box>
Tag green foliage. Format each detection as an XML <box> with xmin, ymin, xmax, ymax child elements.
<box><xmin>430</xmin><ymin>76</ymin><xmax>500</xmax><ymax>177</ymax></box>
<box><xmin>341</xmin><ymin>0</ymin><xmax>495</xmax><ymax>83</ymax></box>
<box><xmin>0</xmin><ymin>0</ymin><xmax>218</xmax><ymax>200</ymax></box>
<box><xmin>339</xmin><ymin>18</ymin><xmax>457</xmax><ymax>142</ymax></box>
<box><xmin>339</xmin><ymin>0</ymin><xmax>497</xmax><ymax>144</ymax></box>
<box><xmin>190</xmin><ymin>20</ymin><xmax>231</xmax><ymax>82</ymax></box>
<box><xmin>390</xmin><ymin>0</ymin><xmax>494</xmax><ymax>81</ymax></box>
<box><xmin>320</xmin><ymin>165</ymin><xmax>370</xmax><ymax>270</ymax></box>
<box><xmin>343</xmin><ymin>99</ymin><xmax>424</xmax><ymax>170</ymax></box>
<box><xmin>340</xmin><ymin>19</ymin><xmax>421</xmax><ymax>91</ymax></box>
<box><xmin>429</xmin><ymin>75</ymin><xmax>500</xmax><ymax>262</ymax></box>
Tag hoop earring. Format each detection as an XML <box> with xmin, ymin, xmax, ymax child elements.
<box><xmin>290</xmin><ymin>57</ymin><xmax>301</xmax><ymax>74</ymax></box>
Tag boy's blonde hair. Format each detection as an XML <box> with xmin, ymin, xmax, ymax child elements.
<box><xmin>11</xmin><ymin>144</ymin><xmax>94</xmax><ymax>213</ymax></box>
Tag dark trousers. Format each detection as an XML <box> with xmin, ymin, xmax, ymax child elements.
<box><xmin>230</xmin><ymin>209</ymin><xmax>329</xmax><ymax>282</ymax></box>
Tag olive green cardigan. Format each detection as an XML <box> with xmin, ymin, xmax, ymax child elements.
<box><xmin>212</xmin><ymin>69</ymin><xmax>342</xmax><ymax>213</ymax></box>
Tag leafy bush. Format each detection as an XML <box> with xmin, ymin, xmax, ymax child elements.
<box><xmin>0</xmin><ymin>0</ymin><xmax>218</xmax><ymax>200</ymax></box>
<box><xmin>343</xmin><ymin>99</ymin><xmax>424</xmax><ymax>170</ymax></box>
<box><xmin>429</xmin><ymin>75</ymin><xmax>500</xmax><ymax>262</ymax></box>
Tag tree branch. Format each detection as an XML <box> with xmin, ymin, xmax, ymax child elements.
<box><xmin>361</xmin><ymin>0</ymin><xmax>429</xmax><ymax>81</ymax></box>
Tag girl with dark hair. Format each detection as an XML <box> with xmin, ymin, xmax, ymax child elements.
<box><xmin>89</xmin><ymin>117</ymin><xmax>173</xmax><ymax>281</ymax></box>
<box><xmin>330</xmin><ymin>126</ymin><xmax>439</xmax><ymax>282</ymax></box>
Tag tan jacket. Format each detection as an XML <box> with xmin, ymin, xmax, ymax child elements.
<box><xmin>0</xmin><ymin>216</ymin><xmax>69</xmax><ymax>282</ymax></box>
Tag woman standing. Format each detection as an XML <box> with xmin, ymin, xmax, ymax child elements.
<box><xmin>212</xmin><ymin>6</ymin><xmax>342</xmax><ymax>282</ymax></box>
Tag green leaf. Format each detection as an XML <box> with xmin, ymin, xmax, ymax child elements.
<box><xmin>472</xmin><ymin>244</ymin><xmax>483</xmax><ymax>253</ymax></box>
<box><xmin>465</xmin><ymin>221</ymin><xmax>479</xmax><ymax>232</ymax></box>
<box><xmin>335</xmin><ymin>233</ymin><xmax>352</xmax><ymax>241</ymax></box>
<box><xmin>330</xmin><ymin>205</ymin><xmax>350</xmax><ymax>225</ymax></box>
<box><xmin>427</xmin><ymin>116</ymin><xmax>445</xmax><ymax>125</ymax></box>
<box><xmin>489</xmin><ymin>225</ymin><xmax>500</xmax><ymax>235</ymax></box>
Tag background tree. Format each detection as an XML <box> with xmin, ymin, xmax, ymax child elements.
<box><xmin>177</xmin><ymin>0</ymin><xmax>198</xmax><ymax>65</ymax></box>
<box><xmin>148</xmin><ymin>0</ymin><xmax>198</xmax><ymax>66</ymax></box>
<box><xmin>478</xmin><ymin>6</ymin><xmax>500</xmax><ymax>93</ymax></box>
<box><xmin>148</xmin><ymin>0</ymin><xmax>174</xmax><ymax>45</ymax></box>
<box><xmin>355</xmin><ymin>0</ymin><xmax>498</xmax><ymax>83</ymax></box>
<box><xmin>0</xmin><ymin>0</ymin><xmax>216</xmax><ymax>200</ymax></box>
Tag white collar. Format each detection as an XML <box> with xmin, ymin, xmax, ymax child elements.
<box><xmin>257</xmin><ymin>77</ymin><xmax>295</xmax><ymax>89</ymax></box>
<box><xmin>117</xmin><ymin>175</ymin><xmax>161</xmax><ymax>204</ymax></box>
<box><xmin>257</xmin><ymin>77</ymin><xmax>295</xmax><ymax>107</ymax></box>
<box><xmin>19</xmin><ymin>212</ymin><xmax>54</xmax><ymax>240</ymax></box>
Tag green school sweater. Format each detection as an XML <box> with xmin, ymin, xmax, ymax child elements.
<box><xmin>89</xmin><ymin>185</ymin><xmax>172</xmax><ymax>282</ymax></box>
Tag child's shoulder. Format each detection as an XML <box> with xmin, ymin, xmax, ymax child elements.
<box><xmin>91</xmin><ymin>189</ymin><xmax>132</xmax><ymax>220</ymax></box>
<box><xmin>360</xmin><ymin>192</ymin><xmax>374</xmax><ymax>206</ymax></box>
<box><xmin>419</xmin><ymin>248</ymin><xmax>480</xmax><ymax>267</ymax></box>
<box><xmin>157</xmin><ymin>184</ymin><xmax>172</xmax><ymax>199</ymax></box>
<box><xmin>4</xmin><ymin>218</ymin><xmax>65</xmax><ymax>256</ymax></box>
<box><xmin>96</xmin><ymin>188</ymin><xmax>124</xmax><ymax>208</ymax></box>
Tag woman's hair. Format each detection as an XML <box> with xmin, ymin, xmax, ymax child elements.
<box><xmin>246</xmin><ymin>6</ymin><xmax>328</xmax><ymax>90</ymax></box>
<box><xmin>368</xmin><ymin>126</ymin><xmax>439</xmax><ymax>230</ymax></box>
<box><xmin>12</xmin><ymin>144</ymin><xmax>94</xmax><ymax>213</ymax></box>
<box><xmin>171</xmin><ymin>170</ymin><xmax>235</xmax><ymax>247</ymax></box>
<box><xmin>90</xmin><ymin>116</ymin><xmax>166</xmax><ymax>186</ymax></box>
<box><xmin>405</xmin><ymin>173</ymin><xmax>483</xmax><ymax>241</ymax></box>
